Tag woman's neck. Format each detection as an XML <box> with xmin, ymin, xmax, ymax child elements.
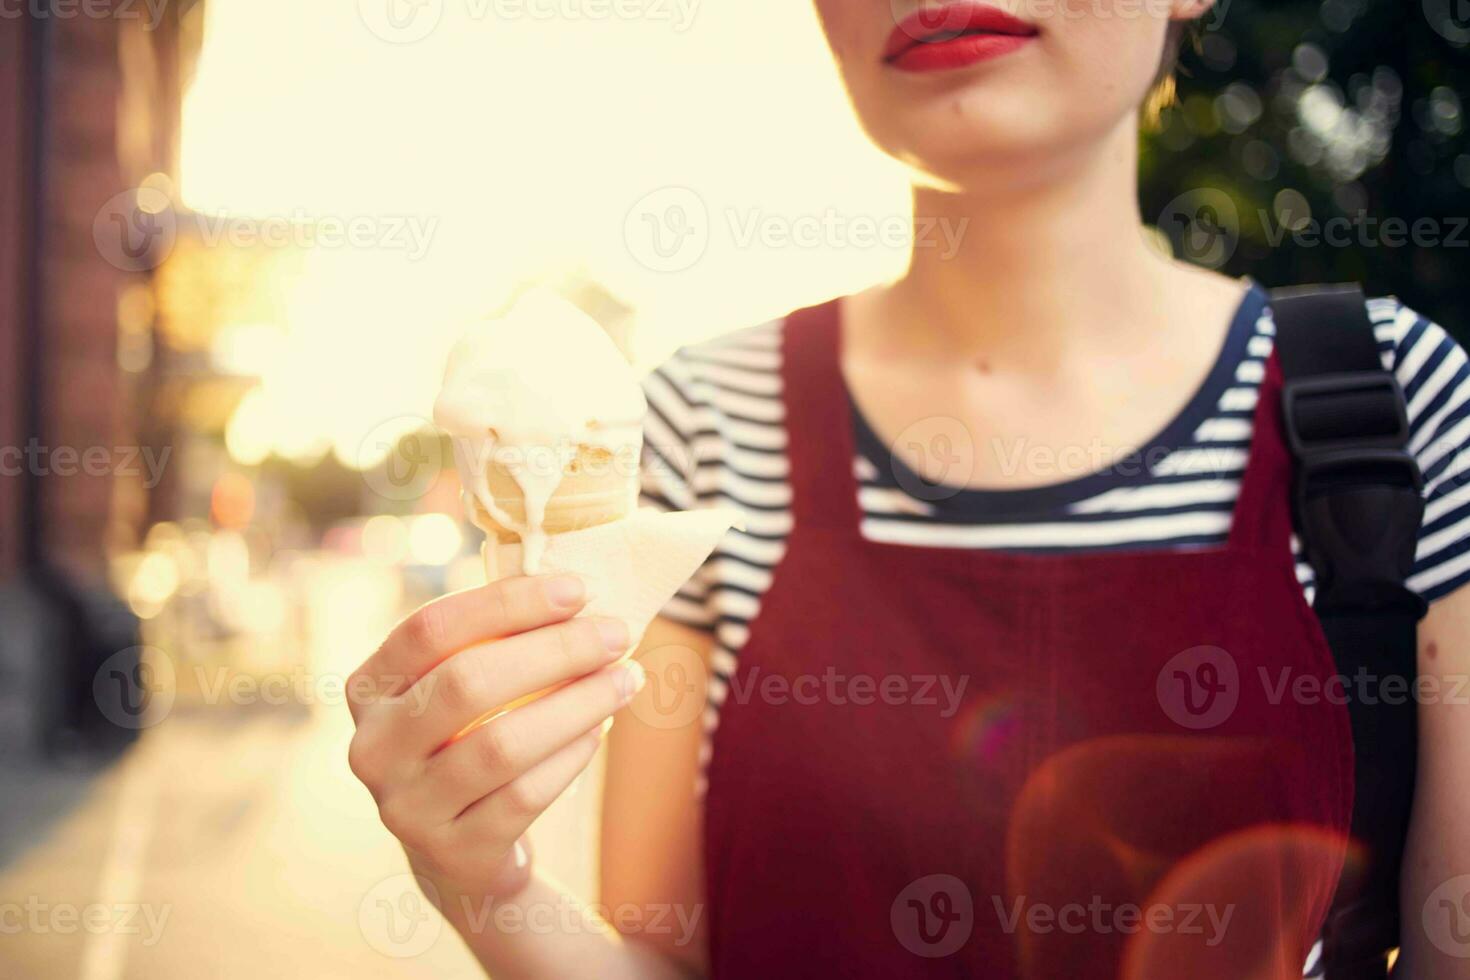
<box><xmin>866</xmin><ymin>120</ymin><xmax>1188</xmax><ymax>368</ymax></box>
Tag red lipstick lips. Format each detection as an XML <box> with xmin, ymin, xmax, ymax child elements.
<box><xmin>884</xmin><ymin>3</ymin><xmax>1039</xmax><ymax>73</ymax></box>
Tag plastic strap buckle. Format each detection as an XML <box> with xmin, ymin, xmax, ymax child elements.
<box><xmin>1282</xmin><ymin>372</ymin><xmax>1426</xmax><ymax>615</ymax></box>
<box><xmin>1282</xmin><ymin>371</ymin><xmax>1411</xmax><ymax>457</ymax></box>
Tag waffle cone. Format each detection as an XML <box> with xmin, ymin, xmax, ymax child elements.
<box><xmin>469</xmin><ymin>443</ymin><xmax>638</xmax><ymax>542</ymax></box>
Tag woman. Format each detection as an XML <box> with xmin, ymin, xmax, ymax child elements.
<box><xmin>346</xmin><ymin>1</ymin><xmax>1470</xmax><ymax>976</ymax></box>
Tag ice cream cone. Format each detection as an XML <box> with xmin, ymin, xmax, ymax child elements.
<box><xmin>467</xmin><ymin>443</ymin><xmax>640</xmax><ymax>542</ymax></box>
<box><xmin>433</xmin><ymin>289</ymin><xmax>648</xmax><ymax>575</ymax></box>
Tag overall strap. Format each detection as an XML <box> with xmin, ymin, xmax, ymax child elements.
<box><xmin>1273</xmin><ymin>284</ymin><xmax>1427</xmax><ymax>980</ymax></box>
<box><xmin>779</xmin><ymin>300</ymin><xmax>864</xmax><ymax>535</ymax></box>
<box><xmin>1226</xmin><ymin>353</ymin><xmax>1298</xmax><ymax>553</ymax></box>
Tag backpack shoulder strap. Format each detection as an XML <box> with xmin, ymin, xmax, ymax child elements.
<box><xmin>1274</xmin><ymin>284</ymin><xmax>1384</xmax><ymax>378</ymax></box>
<box><xmin>1272</xmin><ymin>284</ymin><xmax>1427</xmax><ymax>979</ymax></box>
<box><xmin>1274</xmin><ymin>284</ymin><xmax>1425</xmax><ymax>614</ymax></box>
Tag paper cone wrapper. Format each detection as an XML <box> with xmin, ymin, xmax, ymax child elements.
<box><xmin>482</xmin><ymin>507</ymin><xmax>742</xmax><ymax>645</ymax></box>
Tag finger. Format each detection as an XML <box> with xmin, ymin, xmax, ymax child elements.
<box><xmin>348</xmin><ymin>574</ymin><xmax>588</xmax><ymax>720</ymax></box>
<box><xmin>387</xmin><ymin>617</ymin><xmax>632</xmax><ymax>757</ymax></box>
<box><xmin>449</xmin><ymin>721</ymin><xmax>608</xmax><ymax>853</ymax></box>
<box><xmin>400</xmin><ymin>659</ymin><xmax>644</xmax><ymax>823</ymax></box>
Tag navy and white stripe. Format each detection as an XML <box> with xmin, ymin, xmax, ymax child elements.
<box><xmin>640</xmin><ymin>292</ymin><xmax>1470</xmax><ymax>767</ymax></box>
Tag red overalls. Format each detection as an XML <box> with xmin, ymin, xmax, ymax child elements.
<box><xmin>703</xmin><ymin>300</ymin><xmax>1355</xmax><ymax>979</ymax></box>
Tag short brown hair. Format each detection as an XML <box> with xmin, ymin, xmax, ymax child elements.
<box><xmin>1144</xmin><ymin>22</ymin><xmax>1191</xmax><ymax>126</ymax></box>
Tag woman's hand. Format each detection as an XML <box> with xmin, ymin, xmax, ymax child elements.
<box><xmin>347</xmin><ymin>574</ymin><xmax>644</xmax><ymax>898</ymax></box>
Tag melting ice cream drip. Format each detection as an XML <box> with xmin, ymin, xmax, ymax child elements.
<box><xmin>433</xmin><ymin>289</ymin><xmax>646</xmax><ymax>577</ymax></box>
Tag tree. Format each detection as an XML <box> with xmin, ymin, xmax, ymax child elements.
<box><xmin>1142</xmin><ymin>0</ymin><xmax>1470</xmax><ymax>338</ymax></box>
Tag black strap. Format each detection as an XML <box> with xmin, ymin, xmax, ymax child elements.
<box><xmin>1274</xmin><ymin>285</ymin><xmax>1427</xmax><ymax>980</ymax></box>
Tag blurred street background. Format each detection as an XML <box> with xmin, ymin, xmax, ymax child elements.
<box><xmin>0</xmin><ymin>0</ymin><xmax>1465</xmax><ymax>977</ymax></box>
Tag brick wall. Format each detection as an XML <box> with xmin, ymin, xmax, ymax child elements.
<box><xmin>38</xmin><ymin>14</ymin><xmax>132</xmax><ymax>580</ymax></box>
<box><xmin>0</xmin><ymin>21</ymin><xmax>38</xmax><ymax>581</ymax></box>
<box><xmin>0</xmin><ymin>6</ymin><xmax>190</xmax><ymax>583</ymax></box>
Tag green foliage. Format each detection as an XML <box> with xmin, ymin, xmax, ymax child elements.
<box><xmin>1141</xmin><ymin>0</ymin><xmax>1470</xmax><ymax>336</ymax></box>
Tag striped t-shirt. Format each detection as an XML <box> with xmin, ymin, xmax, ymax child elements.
<box><xmin>640</xmin><ymin>285</ymin><xmax>1470</xmax><ymax>736</ymax></box>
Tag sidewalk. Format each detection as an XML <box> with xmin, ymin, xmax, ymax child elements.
<box><xmin>0</xmin><ymin>558</ymin><xmax>603</xmax><ymax>979</ymax></box>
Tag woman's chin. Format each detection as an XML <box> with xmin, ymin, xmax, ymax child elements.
<box><xmin>866</xmin><ymin>97</ymin><xmax>1137</xmax><ymax>192</ymax></box>
<box><xmin>879</xmin><ymin>126</ymin><xmax>1072</xmax><ymax>190</ymax></box>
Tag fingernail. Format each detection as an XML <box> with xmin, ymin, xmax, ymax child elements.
<box><xmin>512</xmin><ymin>840</ymin><xmax>529</xmax><ymax>869</ymax></box>
<box><xmin>595</xmin><ymin>618</ymin><xmax>629</xmax><ymax>653</ymax></box>
<box><xmin>600</xmin><ymin>716</ymin><xmax>615</xmax><ymax>736</ymax></box>
<box><xmin>545</xmin><ymin>575</ymin><xmax>586</xmax><ymax>608</ymax></box>
<box><xmin>617</xmin><ymin>660</ymin><xmax>647</xmax><ymax>704</ymax></box>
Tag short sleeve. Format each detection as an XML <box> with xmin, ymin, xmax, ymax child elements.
<box><xmin>1373</xmin><ymin>298</ymin><xmax>1470</xmax><ymax>603</ymax></box>
<box><xmin>640</xmin><ymin>353</ymin><xmax>719</xmax><ymax>630</ymax></box>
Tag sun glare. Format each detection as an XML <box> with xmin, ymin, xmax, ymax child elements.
<box><xmin>179</xmin><ymin>0</ymin><xmax>908</xmax><ymax>467</ymax></box>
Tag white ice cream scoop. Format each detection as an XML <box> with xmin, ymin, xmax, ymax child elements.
<box><xmin>433</xmin><ymin>289</ymin><xmax>740</xmax><ymax>644</ymax></box>
<box><xmin>433</xmin><ymin>289</ymin><xmax>646</xmax><ymax>574</ymax></box>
